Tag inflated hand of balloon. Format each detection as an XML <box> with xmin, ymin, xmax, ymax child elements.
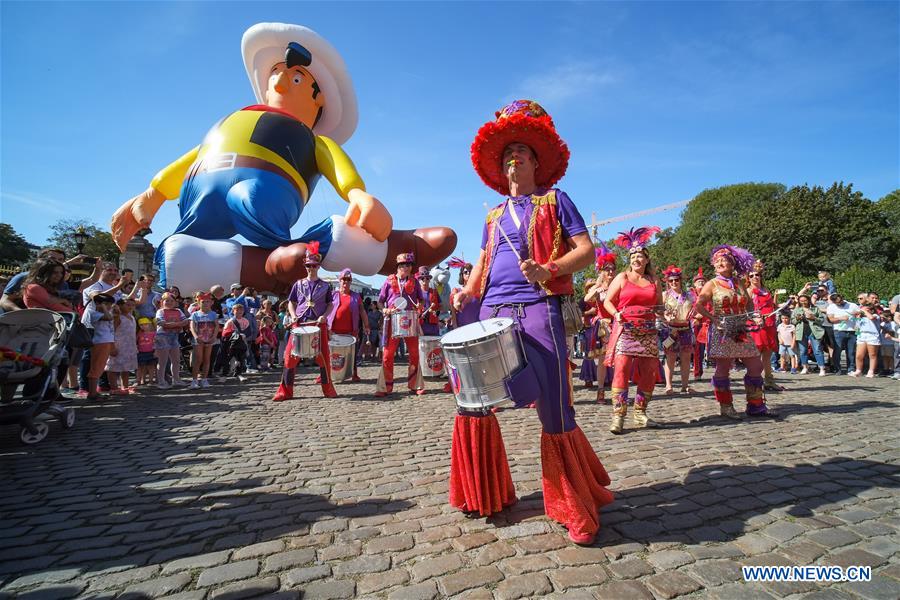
<box><xmin>111</xmin><ymin>187</ymin><xmax>166</xmax><ymax>251</ymax></box>
<box><xmin>345</xmin><ymin>188</ymin><xmax>392</xmax><ymax>242</ymax></box>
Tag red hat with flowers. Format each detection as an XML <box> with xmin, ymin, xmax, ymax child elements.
<box><xmin>662</xmin><ymin>265</ymin><xmax>683</xmax><ymax>279</ymax></box>
<box><xmin>693</xmin><ymin>266</ymin><xmax>705</xmax><ymax>282</ymax></box>
<box><xmin>594</xmin><ymin>242</ymin><xmax>617</xmax><ymax>270</ymax></box>
<box><xmin>471</xmin><ymin>99</ymin><xmax>570</xmax><ymax>195</ymax></box>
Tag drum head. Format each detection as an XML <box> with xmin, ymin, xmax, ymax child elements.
<box><xmin>330</xmin><ymin>334</ymin><xmax>355</xmax><ymax>347</ymax></box>
<box><xmin>440</xmin><ymin>318</ymin><xmax>514</xmax><ymax>346</ymax></box>
<box><xmin>291</xmin><ymin>326</ymin><xmax>319</xmax><ymax>335</ymax></box>
<box><xmin>392</xmin><ymin>297</ymin><xmax>408</xmax><ymax>310</ymax></box>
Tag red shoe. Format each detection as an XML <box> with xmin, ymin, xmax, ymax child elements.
<box><xmin>374</xmin><ymin>391</ymin><xmax>390</xmax><ymax>398</ymax></box>
<box><xmin>415</xmin><ymin>388</ymin><xmax>426</xmax><ymax>396</ymax></box>
<box><xmin>273</xmin><ymin>385</ymin><xmax>293</xmax><ymax>402</ymax></box>
<box><xmin>442</xmin><ymin>382</ymin><xmax>452</xmax><ymax>393</ymax></box>
<box><xmin>351</xmin><ymin>375</ymin><xmax>362</xmax><ymax>382</ymax></box>
<box><xmin>110</xmin><ymin>388</ymin><xmax>130</xmax><ymax>396</ymax></box>
<box><xmin>568</xmin><ymin>530</ymin><xmax>595</xmax><ymax>546</ymax></box>
<box><xmin>322</xmin><ymin>384</ymin><xmax>338</xmax><ymax>398</ymax></box>
<box><xmin>315</xmin><ymin>375</ymin><xmax>322</xmax><ymax>384</ymax></box>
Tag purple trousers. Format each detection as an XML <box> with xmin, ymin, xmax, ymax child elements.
<box><xmin>481</xmin><ymin>297</ymin><xmax>576</xmax><ymax>434</ymax></box>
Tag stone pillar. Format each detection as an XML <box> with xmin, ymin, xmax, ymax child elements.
<box><xmin>120</xmin><ymin>228</ymin><xmax>157</xmax><ymax>277</ymax></box>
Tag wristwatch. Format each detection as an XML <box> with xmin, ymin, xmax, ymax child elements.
<box><xmin>545</xmin><ymin>261</ymin><xmax>560</xmax><ymax>278</ymax></box>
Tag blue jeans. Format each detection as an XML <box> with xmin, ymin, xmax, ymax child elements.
<box><xmin>797</xmin><ymin>332</ymin><xmax>825</xmax><ymax>368</ymax></box>
<box><xmin>833</xmin><ymin>330</ymin><xmax>857</xmax><ymax>373</ymax></box>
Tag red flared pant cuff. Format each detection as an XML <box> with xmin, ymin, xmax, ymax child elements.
<box><xmin>541</xmin><ymin>426</ymin><xmax>615</xmax><ymax>538</ymax></box>
<box><xmin>448</xmin><ymin>414</ymin><xmax>516</xmax><ymax>517</ymax></box>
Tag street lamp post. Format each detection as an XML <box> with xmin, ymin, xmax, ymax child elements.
<box><xmin>73</xmin><ymin>226</ymin><xmax>91</xmax><ymax>255</ymax></box>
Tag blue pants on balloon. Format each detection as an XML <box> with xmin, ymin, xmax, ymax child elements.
<box><xmin>154</xmin><ymin>168</ymin><xmax>335</xmax><ymax>281</ymax></box>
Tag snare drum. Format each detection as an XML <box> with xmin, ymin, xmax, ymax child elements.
<box><xmin>390</xmin><ymin>310</ymin><xmax>418</xmax><ymax>338</ymax></box>
<box><xmin>440</xmin><ymin>318</ymin><xmax>525</xmax><ymax>410</ymax></box>
<box><xmin>290</xmin><ymin>326</ymin><xmax>320</xmax><ymax>359</ymax></box>
<box><xmin>419</xmin><ymin>336</ymin><xmax>446</xmax><ymax>377</ymax></box>
<box><xmin>329</xmin><ymin>334</ymin><xmax>356</xmax><ymax>381</ymax></box>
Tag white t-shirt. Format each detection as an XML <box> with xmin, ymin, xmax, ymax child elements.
<box><xmin>81</xmin><ymin>281</ymin><xmax>123</xmax><ymax>326</ymax></box>
<box><xmin>826</xmin><ymin>302</ymin><xmax>860</xmax><ymax>333</ymax></box>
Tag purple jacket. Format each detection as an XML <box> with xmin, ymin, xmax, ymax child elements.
<box><xmin>327</xmin><ymin>290</ymin><xmax>363</xmax><ymax>335</ymax></box>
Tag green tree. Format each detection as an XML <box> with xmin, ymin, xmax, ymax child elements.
<box><xmin>0</xmin><ymin>224</ymin><xmax>34</xmax><ymax>266</ymax></box>
<box><xmin>877</xmin><ymin>189</ymin><xmax>900</xmax><ymax>270</ymax></box>
<box><xmin>46</xmin><ymin>219</ymin><xmax>120</xmax><ymax>262</ymax></box>
<box><xmin>656</xmin><ymin>182</ymin><xmax>784</xmax><ymax>272</ymax></box>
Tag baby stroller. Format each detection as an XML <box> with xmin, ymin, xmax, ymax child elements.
<box><xmin>0</xmin><ymin>309</ymin><xmax>76</xmax><ymax>445</ymax></box>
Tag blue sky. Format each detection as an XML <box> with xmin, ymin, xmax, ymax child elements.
<box><xmin>2</xmin><ymin>1</ymin><xmax>897</xmax><ymax>289</ymax></box>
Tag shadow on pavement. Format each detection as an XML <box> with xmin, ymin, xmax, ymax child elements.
<box><xmin>0</xmin><ymin>387</ymin><xmax>412</xmax><ymax>584</ymax></box>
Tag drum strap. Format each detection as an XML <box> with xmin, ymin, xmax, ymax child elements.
<box><xmin>506</xmin><ymin>199</ymin><xmax>523</xmax><ymax>230</ymax></box>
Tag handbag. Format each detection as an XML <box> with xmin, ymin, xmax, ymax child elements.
<box><xmin>560</xmin><ymin>295</ymin><xmax>582</xmax><ymax>335</ymax></box>
<box><xmin>68</xmin><ymin>320</ymin><xmax>94</xmax><ymax>348</ymax></box>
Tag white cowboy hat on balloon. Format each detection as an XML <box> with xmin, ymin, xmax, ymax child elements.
<box><xmin>241</xmin><ymin>22</ymin><xmax>359</xmax><ymax>145</ymax></box>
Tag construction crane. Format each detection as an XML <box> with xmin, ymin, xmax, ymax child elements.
<box><xmin>588</xmin><ymin>199</ymin><xmax>691</xmax><ymax>242</ymax></box>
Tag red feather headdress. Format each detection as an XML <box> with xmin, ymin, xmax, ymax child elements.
<box><xmin>304</xmin><ymin>240</ymin><xmax>322</xmax><ymax>265</ymax></box>
<box><xmin>446</xmin><ymin>256</ymin><xmax>468</xmax><ymax>269</ymax></box>
<box><xmin>613</xmin><ymin>226</ymin><xmax>660</xmax><ymax>254</ymax></box>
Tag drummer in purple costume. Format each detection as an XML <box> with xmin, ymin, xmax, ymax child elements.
<box><xmin>375</xmin><ymin>253</ymin><xmax>429</xmax><ymax>397</ymax></box>
<box><xmin>454</xmin><ymin>100</ymin><xmax>614</xmax><ymax>545</ymax></box>
<box><xmin>274</xmin><ymin>241</ymin><xmax>336</xmax><ymax>400</ymax></box>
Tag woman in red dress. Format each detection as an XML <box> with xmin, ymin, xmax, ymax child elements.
<box><xmin>603</xmin><ymin>227</ymin><xmax>663</xmax><ymax>434</ymax></box>
<box><xmin>748</xmin><ymin>260</ymin><xmax>784</xmax><ymax>391</ymax></box>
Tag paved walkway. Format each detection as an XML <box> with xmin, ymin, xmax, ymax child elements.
<box><xmin>1</xmin><ymin>363</ymin><xmax>898</xmax><ymax>599</ymax></box>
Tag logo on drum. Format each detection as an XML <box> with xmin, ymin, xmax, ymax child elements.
<box><xmin>426</xmin><ymin>348</ymin><xmax>444</xmax><ymax>373</ymax></box>
<box><xmin>399</xmin><ymin>316</ymin><xmax>412</xmax><ymax>329</ymax></box>
<box><xmin>331</xmin><ymin>353</ymin><xmax>345</xmax><ymax>370</ymax></box>
<box><xmin>311</xmin><ymin>335</ymin><xmax>320</xmax><ymax>352</ymax></box>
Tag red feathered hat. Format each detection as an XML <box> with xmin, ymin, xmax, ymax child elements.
<box><xmin>471</xmin><ymin>100</ymin><xmax>570</xmax><ymax>195</ymax></box>
<box><xmin>693</xmin><ymin>267</ymin><xmax>705</xmax><ymax>282</ymax></box>
<box><xmin>304</xmin><ymin>241</ymin><xmax>322</xmax><ymax>266</ymax></box>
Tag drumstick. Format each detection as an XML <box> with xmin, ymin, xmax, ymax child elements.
<box><xmin>483</xmin><ymin>202</ymin><xmax>523</xmax><ymax>262</ymax></box>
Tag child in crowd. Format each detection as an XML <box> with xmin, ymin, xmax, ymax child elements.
<box><xmin>221</xmin><ymin>303</ymin><xmax>251</xmax><ymax>378</ymax></box>
<box><xmin>189</xmin><ymin>292</ymin><xmax>219</xmax><ymax>388</ymax></box>
<box><xmin>107</xmin><ymin>299</ymin><xmax>138</xmax><ymax>395</ymax></box>
<box><xmin>85</xmin><ymin>294</ymin><xmax>116</xmax><ymax>400</ymax></box>
<box><xmin>776</xmin><ymin>313</ymin><xmax>798</xmax><ymax>374</ymax></box>
<box><xmin>136</xmin><ymin>317</ymin><xmax>157</xmax><ymax>385</ymax></box>
<box><xmin>256</xmin><ymin>315</ymin><xmax>277</xmax><ymax>371</ymax></box>
<box><xmin>155</xmin><ymin>292</ymin><xmax>188</xmax><ymax>389</ymax></box>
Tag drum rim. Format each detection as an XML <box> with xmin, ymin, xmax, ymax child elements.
<box><xmin>440</xmin><ymin>317</ymin><xmax>515</xmax><ymax>347</ymax></box>
<box><xmin>291</xmin><ymin>326</ymin><xmax>320</xmax><ymax>334</ymax></box>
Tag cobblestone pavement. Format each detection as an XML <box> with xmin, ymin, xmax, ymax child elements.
<box><xmin>1</xmin><ymin>362</ymin><xmax>898</xmax><ymax>600</ymax></box>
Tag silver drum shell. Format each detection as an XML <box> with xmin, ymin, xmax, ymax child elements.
<box><xmin>441</xmin><ymin>322</ymin><xmax>525</xmax><ymax>409</ymax></box>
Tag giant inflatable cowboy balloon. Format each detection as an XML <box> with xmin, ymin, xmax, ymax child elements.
<box><xmin>112</xmin><ymin>23</ymin><xmax>456</xmax><ymax>292</ymax></box>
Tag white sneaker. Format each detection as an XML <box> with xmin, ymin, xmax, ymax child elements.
<box><xmin>200</xmin><ymin>379</ymin><xmax>210</xmax><ymax>388</ymax></box>
<box><xmin>157</xmin><ymin>381</ymin><xmax>171</xmax><ymax>390</ymax></box>
<box><xmin>800</xmin><ymin>367</ymin><xmax>808</xmax><ymax>375</ymax></box>
<box><xmin>848</xmin><ymin>371</ymin><xmax>860</xmax><ymax>377</ymax></box>
<box><xmin>865</xmin><ymin>372</ymin><xmax>875</xmax><ymax>378</ymax></box>
<box><xmin>190</xmin><ymin>380</ymin><xmax>199</xmax><ymax>389</ymax></box>
<box><xmin>819</xmin><ymin>368</ymin><xmax>827</xmax><ymax>376</ymax></box>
